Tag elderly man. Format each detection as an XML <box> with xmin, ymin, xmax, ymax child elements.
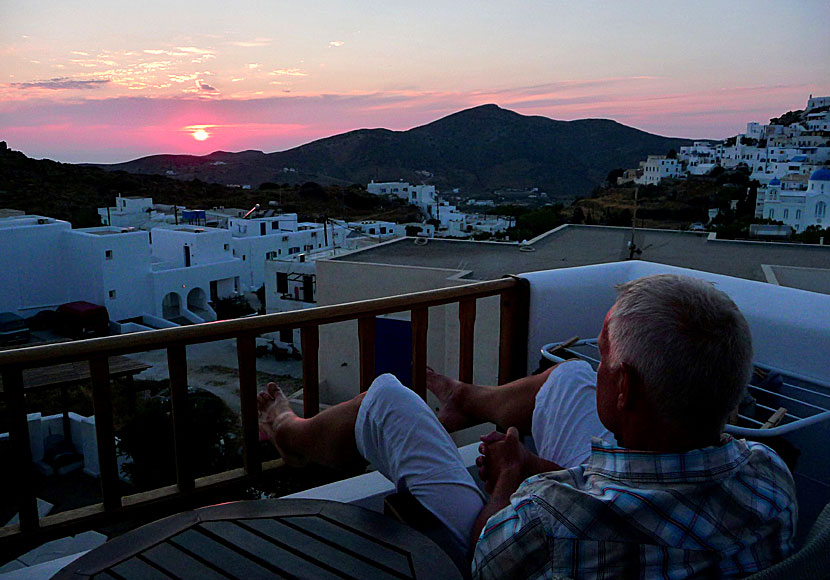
<box><xmin>257</xmin><ymin>274</ymin><xmax>797</xmax><ymax>579</ymax></box>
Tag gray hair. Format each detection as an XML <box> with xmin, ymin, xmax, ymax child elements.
<box><xmin>607</xmin><ymin>274</ymin><xmax>753</xmax><ymax>432</ymax></box>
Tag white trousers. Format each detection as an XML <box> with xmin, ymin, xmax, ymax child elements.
<box><xmin>354</xmin><ymin>361</ymin><xmax>611</xmax><ymax>547</ymax></box>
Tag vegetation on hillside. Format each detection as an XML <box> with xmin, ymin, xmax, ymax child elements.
<box><xmin>95</xmin><ymin>104</ymin><xmax>694</xmax><ymax>200</ymax></box>
<box><xmin>0</xmin><ymin>143</ymin><xmax>420</xmax><ymax>227</ymax></box>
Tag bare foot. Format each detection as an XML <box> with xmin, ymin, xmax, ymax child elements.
<box><xmin>426</xmin><ymin>367</ymin><xmax>474</xmax><ymax>432</ymax></box>
<box><xmin>257</xmin><ymin>382</ymin><xmax>307</xmax><ymax>466</ymax></box>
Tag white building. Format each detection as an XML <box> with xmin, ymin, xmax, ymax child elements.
<box><xmin>346</xmin><ymin>220</ymin><xmax>403</xmax><ymax>240</ymax></box>
<box><xmin>805</xmin><ymin>111</ymin><xmax>830</xmax><ymax>132</ymax></box>
<box><xmin>0</xmin><ymin>215</ymin><xmax>245</xmax><ymax>326</ymax></box>
<box><xmin>756</xmin><ymin>168</ymin><xmax>830</xmax><ymax>232</ymax></box>
<box><xmin>366</xmin><ymin>181</ymin><xmax>411</xmax><ymax>198</ymax></box>
<box><xmin>806</xmin><ymin>95</ymin><xmax>830</xmax><ymax>111</ymax></box>
<box><xmin>636</xmin><ymin>155</ymin><xmax>683</xmax><ymax>185</ymax></box>
<box><xmin>226</xmin><ymin>215</ymin><xmax>350</xmax><ymax>290</ymax></box>
<box><xmin>98</xmin><ymin>196</ymin><xmax>174</xmax><ymax>229</ymax></box>
<box><xmin>367</xmin><ymin>181</ymin><xmax>439</xmax><ymax>219</ymax></box>
<box><xmin>679</xmin><ymin>142</ymin><xmax>720</xmax><ymax>175</ymax></box>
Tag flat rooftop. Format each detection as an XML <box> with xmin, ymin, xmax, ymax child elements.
<box><xmin>333</xmin><ymin>225</ymin><xmax>830</xmax><ymax>293</ymax></box>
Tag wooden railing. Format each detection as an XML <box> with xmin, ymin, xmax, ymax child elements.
<box><xmin>0</xmin><ymin>276</ymin><xmax>529</xmax><ymax>553</ymax></box>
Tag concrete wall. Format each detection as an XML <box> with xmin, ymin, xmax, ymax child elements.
<box><xmin>66</xmin><ymin>229</ymin><xmax>154</xmax><ymax>321</ymax></box>
<box><xmin>0</xmin><ymin>218</ymin><xmax>72</xmax><ymax>314</ymax></box>
<box><xmin>315</xmin><ymin>260</ymin><xmax>500</xmax><ymax>404</ymax></box>
<box><xmin>151</xmin><ymin>226</ymin><xmax>233</xmax><ymax>268</ymax></box>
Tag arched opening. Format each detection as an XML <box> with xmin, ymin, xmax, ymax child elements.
<box><xmin>162</xmin><ymin>292</ymin><xmax>181</xmax><ymax>319</ymax></box>
<box><xmin>187</xmin><ymin>287</ymin><xmax>208</xmax><ymax>313</ymax></box>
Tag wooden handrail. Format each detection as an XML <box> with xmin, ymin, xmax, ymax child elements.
<box><xmin>0</xmin><ymin>278</ymin><xmax>518</xmax><ymax>369</ymax></box>
<box><xmin>0</xmin><ymin>276</ymin><xmax>529</xmax><ymax>553</ymax></box>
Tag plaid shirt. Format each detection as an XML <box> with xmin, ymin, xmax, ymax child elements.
<box><xmin>473</xmin><ymin>437</ymin><xmax>797</xmax><ymax>580</ymax></box>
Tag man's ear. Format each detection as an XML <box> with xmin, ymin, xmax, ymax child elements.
<box><xmin>616</xmin><ymin>363</ymin><xmax>640</xmax><ymax>411</ymax></box>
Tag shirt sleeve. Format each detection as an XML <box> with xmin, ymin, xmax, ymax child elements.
<box><xmin>472</xmin><ymin>492</ymin><xmax>550</xmax><ymax>580</ymax></box>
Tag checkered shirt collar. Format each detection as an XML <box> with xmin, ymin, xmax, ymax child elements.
<box><xmin>583</xmin><ymin>435</ymin><xmax>752</xmax><ymax>484</ymax></box>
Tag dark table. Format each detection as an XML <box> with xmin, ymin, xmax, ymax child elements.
<box><xmin>54</xmin><ymin>499</ymin><xmax>464</xmax><ymax>579</ymax></box>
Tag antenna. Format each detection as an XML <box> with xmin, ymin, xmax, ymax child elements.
<box><xmin>242</xmin><ymin>203</ymin><xmax>261</xmax><ymax>219</ymax></box>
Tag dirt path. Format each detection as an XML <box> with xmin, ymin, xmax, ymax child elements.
<box><xmin>130</xmin><ymin>338</ymin><xmax>303</xmax><ymax>414</ymax></box>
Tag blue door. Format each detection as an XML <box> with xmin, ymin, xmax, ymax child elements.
<box><xmin>374</xmin><ymin>317</ymin><xmax>412</xmax><ymax>387</ymax></box>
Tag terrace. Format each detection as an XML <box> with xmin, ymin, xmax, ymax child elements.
<box><xmin>1</xmin><ymin>261</ymin><xmax>828</xmax><ymax>576</ymax></box>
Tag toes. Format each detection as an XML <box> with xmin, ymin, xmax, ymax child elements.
<box><xmin>266</xmin><ymin>382</ymin><xmax>281</xmax><ymax>398</ymax></box>
<box><xmin>257</xmin><ymin>391</ymin><xmax>272</xmax><ymax>411</ymax></box>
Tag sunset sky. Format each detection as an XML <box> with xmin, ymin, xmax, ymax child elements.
<box><xmin>2</xmin><ymin>0</ymin><xmax>829</xmax><ymax>163</ymax></box>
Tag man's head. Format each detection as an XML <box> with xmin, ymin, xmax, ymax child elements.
<box><xmin>597</xmin><ymin>274</ymin><xmax>753</xmax><ymax>438</ymax></box>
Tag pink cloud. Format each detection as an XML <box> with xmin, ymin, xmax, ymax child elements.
<box><xmin>1</xmin><ymin>80</ymin><xmax>826</xmax><ymax>162</ymax></box>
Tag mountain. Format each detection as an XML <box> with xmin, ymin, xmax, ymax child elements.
<box><xmin>94</xmin><ymin>105</ymin><xmax>694</xmax><ymax>199</ymax></box>
<box><xmin>0</xmin><ymin>143</ymin><xmax>419</xmax><ymax>227</ymax></box>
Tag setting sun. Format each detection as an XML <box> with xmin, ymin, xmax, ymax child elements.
<box><xmin>192</xmin><ymin>129</ymin><xmax>210</xmax><ymax>141</ymax></box>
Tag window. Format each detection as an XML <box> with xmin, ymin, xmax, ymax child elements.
<box><xmin>311</xmin><ymin>232</ymin><xmax>317</xmax><ymax>238</ymax></box>
<box><xmin>105</xmin><ymin>250</ymin><xmax>113</xmax><ymax>260</ymax></box>
<box><xmin>108</xmin><ymin>290</ymin><xmax>116</xmax><ymax>299</ymax></box>
<box><xmin>817</xmin><ymin>201</ymin><xmax>827</xmax><ymax>218</ymax></box>
<box><xmin>796</xmin><ymin>210</ymin><xmax>801</xmax><ymax>219</ymax></box>
<box><xmin>242</xmin><ymin>255</ymin><xmax>246</xmax><ymax>261</ymax></box>
<box><xmin>768</xmin><ymin>209</ymin><xmax>775</xmax><ymax>219</ymax></box>
<box><xmin>282</xmin><ymin>235</ymin><xmax>289</xmax><ymax>241</ymax></box>
<box><xmin>289</xmin><ymin>246</ymin><xmax>300</xmax><ymax>255</ymax></box>
<box><xmin>783</xmin><ymin>209</ymin><xmax>789</xmax><ymax>219</ymax></box>
<box><xmin>272</xmin><ymin>221</ymin><xmax>278</xmax><ymax>230</ymax></box>
<box><xmin>224</xmin><ymin>244</ymin><xmax>229</xmax><ymax>251</ymax></box>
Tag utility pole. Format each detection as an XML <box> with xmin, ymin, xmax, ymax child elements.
<box><xmin>628</xmin><ymin>187</ymin><xmax>639</xmax><ymax>260</ymax></box>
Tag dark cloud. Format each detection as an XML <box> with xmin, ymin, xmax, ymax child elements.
<box><xmin>197</xmin><ymin>80</ymin><xmax>218</xmax><ymax>93</ymax></box>
<box><xmin>13</xmin><ymin>77</ymin><xmax>111</xmax><ymax>90</ymax></box>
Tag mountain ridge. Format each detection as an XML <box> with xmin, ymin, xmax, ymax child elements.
<box><xmin>93</xmin><ymin>104</ymin><xmax>694</xmax><ymax>199</ymax></box>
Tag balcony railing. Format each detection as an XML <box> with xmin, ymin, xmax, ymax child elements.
<box><xmin>0</xmin><ymin>277</ymin><xmax>529</xmax><ymax>553</ymax></box>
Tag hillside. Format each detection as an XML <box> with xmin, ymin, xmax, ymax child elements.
<box><xmin>94</xmin><ymin>105</ymin><xmax>694</xmax><ymax>200</ymax></box>
<box><xmin>0</xmin><ymin>143</ymin><xmax>420</xmax><ymax>227</ymax></box>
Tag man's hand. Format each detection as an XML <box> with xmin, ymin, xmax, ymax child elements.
<box><xmin>477</xmin><ymin>427</ymin><xmax>528</xmax><ymax>496</ymax></box>
<box><xmin>471</xmin><ymin>428</ymin><xmax>566</xmax><ymax>549</ymax></box>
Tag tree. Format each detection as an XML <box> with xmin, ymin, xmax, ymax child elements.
<box><xmin>605</xmin><ymin>168</ymin><xmax>625</xmax><ymax>185</ymax></box>
<box><xmin>118</xmin><ymin>389</ymin><xmax>241</xmax><ymax>490</ymax></box>
<box><xmin>794</xmin><ymin>225</ymin><xmax>830</xmax><ymax>245</ymax></box>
